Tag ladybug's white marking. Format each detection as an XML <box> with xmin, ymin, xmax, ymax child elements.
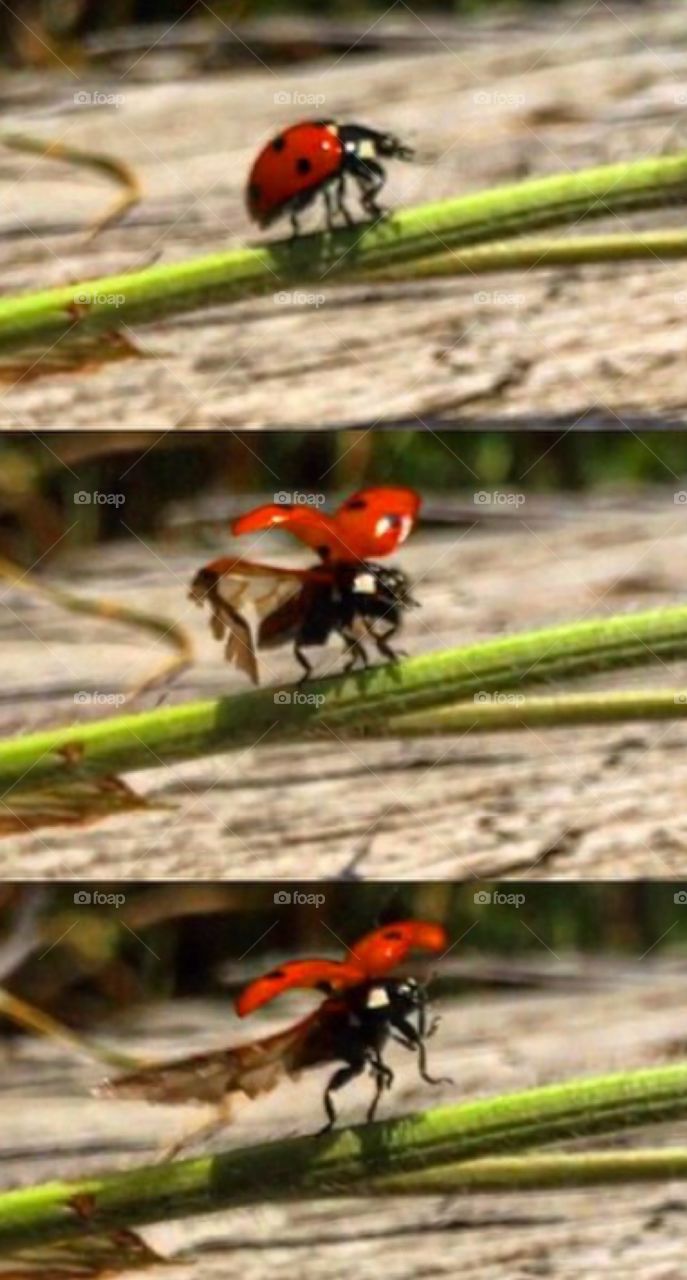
<box><xmin>353</xmin><ymin>572</ymin><xmax>377</xmax><ymax>595</ymax></box>
<box><xmin>375</xmin><ymin>515</ymin><xmax>412</xmax><ymax>543</ymax></box>
<box><xmin>366</xmin><ymin>985</ymin><xmax>391</xmax><ymax>1009</ymax></box>
<box><xmin>353</xmin><ymin>138</ymin><xmax>377</xmax><ymax>160</ymax></box>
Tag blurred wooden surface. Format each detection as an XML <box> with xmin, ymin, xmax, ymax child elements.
<box><xmin>1</xmin><ymin>490</ymin><xmax>687</xmax><ymax>878</ymax></box>
<box><xmin>3</xmin><ymin>957</ymin><xmax>687</xmax><ymax>1278</ymax></box>
<box><xmin>0</xmin><ymin>3</ymin><xmax>687</xmax><ymax>429</ymax></box>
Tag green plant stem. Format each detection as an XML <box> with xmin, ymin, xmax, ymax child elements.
<box><xmin>387</xmin><ymin>688</ymin><xmax>687</xmax><ymax>736</ymax></box>
<box><xmin>2</xmin><ymin>1063</ymin><xmax>687</xmax><ymax>1251</ymax></box>
<box><xmin>369</xmin><ymin>1148</ymin><xmax>687</xmax><ymax>1195</ymax></box>
<box><xmin>368</xmin><ymin>227</ymin><xmax>687</xmax><ymax>279</ymax></box>
<box><xmin>2</xmin><ymin>605</ymin><xmax>687</xmax><ymax>794</ymax></box>
<box><xmin>2</xmin><ymin>151</ymin><xmax>687</xmax><ymax>351</ymax></box>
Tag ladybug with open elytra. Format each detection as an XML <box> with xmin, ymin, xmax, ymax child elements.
<box><xmin>189</xmin><ymin>486</ymin><xmax>422</xmax><ymax>684</ymax></box>
<box><xmin>101</xmin><ymin>919</ymin><xmax>451</xmax><ymax>1143</ymax></box>
<box><xmin>246</xmin><ymin>120</ymin><xmax>415</xmax><ymax>234</ymax></box>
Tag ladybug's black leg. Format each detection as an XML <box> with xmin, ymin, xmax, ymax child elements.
<box><xmin>366</xmin><ymin>1050</ymin><xmax>394</xmax><ymax>1123</ymax></box>
<box><xmin>322</xmin><ymin>184</ymin><xmax>336</xmax><ymax>232</ymax></box>
<box><xmin>290</xmin><ymin>209</ymin><xmax>301</xmax><ymax>236</ymax></box>
<box><xmin>346</xmin><ymin>154</ymin><xmax>387</xmax><ymax>220</ymax></box>
<box><xmin>319</xmin><ymin>1055</ymin><xmax>366</xmax><ymax>1134</ymax></box>
<box><xmin>294</xmin><ymin>644</ymin><xmax>313</xmax><ymax>683</ymax></box>
<box><xmin>334</xmin><ymin>174</ymin><xmax>355</xmax><ymax>227</ymax></box>
<box><xmin>374</xmin><ymin>623</ymin><xmax>404</xmax><ymax>665</ymax></box>
<box><xmin>415</xmin><ymin>987</ymin><xmax>442</xmax><ymax>1042</ymax></box>
<box><xmin>389</xmin><ymin>1012</ymin><xmax>452</xmax><ymax>1087</ymax></box>
<box><xmin>341</xmin><ymin>631</ymin><xmax>369</xmax><ymax>673</ymax></box>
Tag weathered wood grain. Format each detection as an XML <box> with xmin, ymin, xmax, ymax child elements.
<box><xmin>1</xmin><ymin>492</ymin><xmax>686</xmax><ymax>879</ymax></box>
<box><xmin>3</xmin><ymin>959</ymin><xmax>687</xmax><ymax>1278</ymax></box>
<box><xmin>1</xmin><ymin>3</ymin><xmax>687</xmax><ymax>428</ymax></box>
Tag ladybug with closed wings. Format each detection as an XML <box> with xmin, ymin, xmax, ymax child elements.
<box><xmin>189</xmin><ymin>486</ymin><xmax>422</xmax><ymax>685</ymax></box>
<box><xmin>101</xmin><ymin>920</ymin><xmax>451</xmax><ymax>1141</ymax></box>
<box><xmin>247</xmin><ymin>120</ymin><xmax>415</xmax><ymax>234</ymax></box>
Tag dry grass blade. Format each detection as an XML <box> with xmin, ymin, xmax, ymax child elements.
<box><xmin>1</xmin><ymin>133</ymin><xmax>142</xmax><ymax>239</ymax></box>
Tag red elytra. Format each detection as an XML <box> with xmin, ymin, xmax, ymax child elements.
<box><xmin>246</xmin><ymin>120</ymin><xmax>415</xmax><ymax>233</ymax></box>
<box><xmin>247</xmin><ymin>122</ymin><xmax>345</xmax><ymax>227</ymax></box>
<box><xmin>234</xmin><ymin>919</ymin><xmax>448</xmax><ymax>1017</ymax></box>
<box><xmin>231</xmin><ymin>486</ymin><xmax>422</xmax><ymax>563</ymax></box>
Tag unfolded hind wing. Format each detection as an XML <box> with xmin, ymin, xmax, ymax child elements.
<box><xmin>189</xmin><ymin>557</ymin><xmax>307</xmax><ymax>685</ymax></box>
<box><xmin>96</xmin><ymin>1008</ymin><xmax>333</xmax><ymax>1108</ymax></box>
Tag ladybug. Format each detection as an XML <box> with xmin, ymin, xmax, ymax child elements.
<box><xmin>246</xmin><ymin>120</ymin><xmax>414</xmax><ymax>234</ymax></box>
<box><xmin>189</xmin><ymin>487</ymin><xmax>422</xmax><ymax>684</ymax></box>
<box><xmin>102</xmin><ymin>920</ymin><xmax>450</xmax><ymax>1140</ymax></box>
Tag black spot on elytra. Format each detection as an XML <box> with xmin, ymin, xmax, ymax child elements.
<box><xmin>296</xmin><ymin>157</ymin><xmax>313</xmax><ymax>175</ymax></box>
<box><xmin>248</xmin><ymin>182</ymin><xmax>261</xmax><ymax>202</ymax></box>
<box><xmin>346</xmin><ymin>498</ymin><xmax>367</xmax><ymax>510</ymax></box>
<box><xmin>272</xmin><ymin>136</ymin><xmax>286</xmax><ymax>152</ymax></box>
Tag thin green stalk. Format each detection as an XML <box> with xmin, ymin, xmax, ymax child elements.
<box><xmin>387</xmin><ymin>688</ymin><xmax>687</xmax><ymax>736</ymax></box>
<box><xmin>368</xmin><ymin>227</ymin><xmax>687</xmax><ymax>279</ymax></box>
<box><xmin>2</xmin><ymin>604</ymin><xmax>687</xmax><ymax>794</ymax></box>
<box><xmin>370</xmin><ymin>1148</ymin><xmax>687</xmax><ymax>1195</ymax></box>
<box><xmin>1</xmin><ymin>151</ymin><xmax>687</xmax><ymax>351</ymax></box>
<box><xmin>2</xmin><ymin>1063</ymin><xmax>687</xmax><ymax>1251</ymax></box>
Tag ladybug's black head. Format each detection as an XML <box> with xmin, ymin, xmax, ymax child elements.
<box><xmin>375</xmin><ymin>132</ymin><xmax>414</xmax><ymax>162</ymax></box>
<box><xmin>338</xmin><ymin>124</ymin><xmax>414</xmax><ymax>163</ymax></box>
<box><xmin>391</xmin><ymin>976</ymin><xmax>423</xmax><ymax>1007</ymax></box>
<box><xmin>367</xmin><ymin>564</ymin><xmax>419</xmax><ymax>609</ymax></box>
